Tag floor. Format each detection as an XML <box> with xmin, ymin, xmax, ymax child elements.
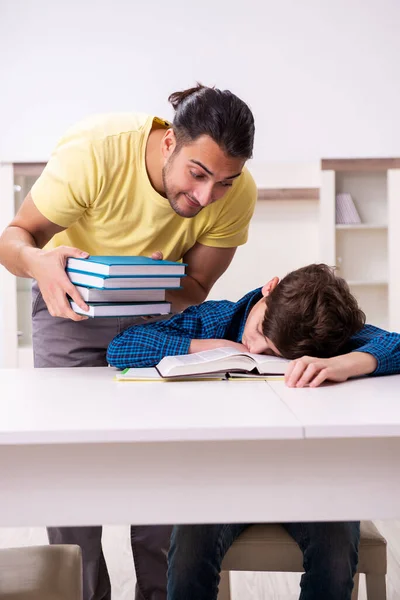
<box><xmin>0</xmin><ymin>521</ymin><xmax>398</xmax><ymax>598</ymax></box>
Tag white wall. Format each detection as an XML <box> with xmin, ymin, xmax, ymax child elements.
<box><xmin>1</xmin><ymin>0</ymin><xmax>400</xmax><ymax>162</ymax></box>
<box><xmin>209</xmin><ymin>198</ymin><xmax>320</xmax><ymax>300</ymax></box>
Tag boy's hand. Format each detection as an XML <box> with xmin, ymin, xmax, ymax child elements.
<box><xmin>285</xmin><ymin>352</ymin><xmax>377</xmax><ymax>388</ymax></box>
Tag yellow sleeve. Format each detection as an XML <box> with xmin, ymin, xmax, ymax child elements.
<box><xmin>31</xmin><ymin>139</ymin><xmax>102</xmax><ymax>228</ymax></box>
<box><xmin>198</xmin><ymin>169</ymin><xmax>257</xmax><ymax>248</ymax></box>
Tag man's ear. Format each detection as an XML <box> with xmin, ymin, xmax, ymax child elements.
<box><xmin>161</xmin><ymin>128</ymin><xmax>177</xmax><ymax>159</ymax></box>
<box><xmin>261</xmin><ymin>277</ymin><xmax>279</xmax><ymax>297</ymax></box>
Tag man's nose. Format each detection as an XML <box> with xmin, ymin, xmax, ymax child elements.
<box><xmin>195</xmin><ymin>183</ymin><xmax>214</xmax><ymax>207</ymax></box>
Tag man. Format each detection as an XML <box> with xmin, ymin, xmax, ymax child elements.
<box><xmin>0</xmin><ymin>84</ymin><xmax>257</xmax><ymax>600</ymax></box>
<box><xmin>107</xmin><ymin>263</ymin><xmax>400</xmax><ymax>600</ymax></box>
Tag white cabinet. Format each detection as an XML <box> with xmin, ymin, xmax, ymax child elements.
<box><xmin>0</xmin><ymin>163</ymin><xmax>44</xmax><ymax>367</ymax></box>
<box><xmin>320</xmin><ymin>159</ymin><xmax>400</xmax><ymax>331</ymax></box>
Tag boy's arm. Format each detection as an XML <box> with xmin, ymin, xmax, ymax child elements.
<box><xmin>285</xmin><ymin>324</ymin><xmax>400</xmax><ymax>388</ymax></box>
<box><xmin>106</xmin><ymin>301</ymin><xmax>242</xmax><ymax>368</ymax></box>
<box><xmin>107</xmin><ymin>322</ymin><xmax>191</xmax><ymax>368</ymax></box>
<box><xmin>347</xmin><ymin>324</ymin><xmax>400</xmax><ymax>376</ymax></box>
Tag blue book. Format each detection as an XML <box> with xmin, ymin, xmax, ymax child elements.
<box><xmin>67</xmin><ymin>269</ymin><xmax>183</xmax><ymax>290</ymax></box>
<box><xmin>67</xmin><ymin>255</ymin><xmax>186</xmax><ymax>277</ymax></box>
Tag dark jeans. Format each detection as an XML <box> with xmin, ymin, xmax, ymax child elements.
<box><xmin>167</xmin><ymin>521</ymin><xmax>360</xmax><ymax>600</ymax></box>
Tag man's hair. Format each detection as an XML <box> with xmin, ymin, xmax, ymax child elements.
<box><xmin>262</xmin><ymin>264</ymin><xmax>366</xmax><ymax>359</ymax></box>
<box><xmin>168</xmin><ymin>83</ymin><xmax>255</xmax><ymax>159</ymax></box>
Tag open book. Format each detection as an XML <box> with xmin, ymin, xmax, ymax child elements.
<box><xmin>115</xmin><ymin>347</ymin><xmax>289</xmax><ymax>381</ymax></box>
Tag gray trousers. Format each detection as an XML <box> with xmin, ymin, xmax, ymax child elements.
<box><xmin>32</xmin><ymin>282</ymin><xmax>172</xmax><ymax>600</ymax></box>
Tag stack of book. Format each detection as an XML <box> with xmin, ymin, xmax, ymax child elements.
<box><xmin>66</xmin><ymin>256</ymin><xmax>186</xmax><ymax>318</ymax></box>
<box><xmin>336</xmin><ymin>193</ymin><xmax>361</xmax><ymax>224</ymax></box>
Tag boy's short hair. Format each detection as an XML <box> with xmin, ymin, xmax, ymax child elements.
<box><xmin>262</xmin><ymin>264</ymin><xmax>366</xmax><ymax>359</ymax></box>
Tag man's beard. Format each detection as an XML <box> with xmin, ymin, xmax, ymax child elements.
<box><xmin>162</xmin><ymin>162</ymin><xmax>203</xmax><ymax>219</ymax></box>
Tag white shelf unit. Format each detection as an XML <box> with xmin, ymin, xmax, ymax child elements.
<box><xmin>320</xmin><ymin>159</ymin><xmax>400</xmax><ymax>332</ymax></box>
<box><xmin>0</xmin><ymin>162</ymin><xmax>45</xmax><ymax>367</ymax></box>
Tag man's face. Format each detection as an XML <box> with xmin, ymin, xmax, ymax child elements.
<box><xmin>162</xmin><ymin>133</ymin><xmax>245</xmax><ymax>218</ymax></box>
<box><xmin>242</xmin><ymin>295</ymin><xmax>281</xmax><ymax>356</ymax></box>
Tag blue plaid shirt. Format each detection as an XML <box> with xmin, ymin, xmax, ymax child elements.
<box><xmin>107</xmin><ymin>288</ymin><xmax>400</xmax><ymax>376</ymax></box>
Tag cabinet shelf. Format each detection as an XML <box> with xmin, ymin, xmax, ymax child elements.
<box><xmin>347</xmin><ymin>280</ymin><xmax>388</xmax><ymax>287</ymax></box>
<box><xmin>321</xmin><ymin>158</ymin><xmax>400</xmax><ymax>331</ymax></box>
<box><xmin>336</xmin><ymin>224</ymin><xmax>387</xmax><ymax>230</ymax></box>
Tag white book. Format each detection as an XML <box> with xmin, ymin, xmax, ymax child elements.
<box><xmin>336</xmin><ymin>193</ymin><xmax>361</xmax><ymax>224</ymax></box>
<box><xmin>67</xmin><ymin>270</ymin><xmax>182</xmax><ymax>289</ymax></box>
<box><xmin>70</xmin><ymin>301</ymin><xmax>171</xmax><ymax>318</ymax></box>
<box><xmin>155</xmin><ymin>347</ymin><xmax>289</xmax><ymax>378</ymax></box>
<box><xmin>74</xmin><ymin>286</ymin><xmax>166</xmax><ymax>303</ymax></box>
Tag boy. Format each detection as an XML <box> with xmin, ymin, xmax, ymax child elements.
<box><xmin>107</xmin><ymin>263</ymin><xmax>400</xmax><ymax>600</ymax></box>
<box><xmin>107</xmin><ymin>263</ymin><xmax>400</xmax><ymax>387</ymax></box>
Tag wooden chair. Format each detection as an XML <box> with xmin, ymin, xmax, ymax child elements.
<box><xmin>0</xmin><ymin>544</ymin><xmax>82</xmax><ymax>599</ymax></box>
<box><xmin>218</xmin><ymin>521</ymin><xmax>387</xmax><ymax>600</ymax></box>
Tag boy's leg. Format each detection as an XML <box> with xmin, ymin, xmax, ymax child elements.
<box><xmin>283</xmin><ymin>521</ymin><xmax>360</xmax><ymax>600</ymax></box>
<box><xmin>167</xmin><ymin>524</ymin><xmax>248</xmax><ymax>600</ymax></box>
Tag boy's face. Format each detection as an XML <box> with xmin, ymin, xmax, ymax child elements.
<box><xmin>242</xmin><ymin>278</ymin><xmax>281</xmax><ymax>356</ymax></box>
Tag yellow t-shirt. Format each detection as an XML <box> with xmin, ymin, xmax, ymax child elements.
<box><xmin>31</xmin><ymin>113</ymin><xmax>257</xmax><ymax>262</ymax></box>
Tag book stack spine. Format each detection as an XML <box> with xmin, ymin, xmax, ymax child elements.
<box><xmin>335</xmin><ymin>193</ymin><xmax>362</xmax><ymax>224</ymax></box>
<box><xmin>65</xmin><ymin>257</ymin><xmax>186</xmax><ymax>318</ymax></box>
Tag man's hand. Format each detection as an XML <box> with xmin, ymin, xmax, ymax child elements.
<box><xmin>26</xmin><ymin>245</ymin><xmax>91</xmax><ymax>321</ymax></box>
<box><xmin>285</xmin><ymin>352</ymin><xmax>378</xmax><ymax>388</ymax></box>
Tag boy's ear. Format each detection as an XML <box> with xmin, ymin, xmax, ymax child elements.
<box><xmin>261</xmin><ymin>277</ymin><xmax>279</xmax><ymax>297</ymax></box>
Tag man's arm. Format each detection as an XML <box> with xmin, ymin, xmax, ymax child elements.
<box><xmin>0</xmin><ymin>192</ymin><xmax>65</xmax><ymax>276</ymax></box>
<box><xmin>166</xmin><ymin>243</ymin><xmax>237</xmax><ymax>312</ymax></box>
<box><xmin>0</xmin><ymin>193</ymin><xmax>90</xmax><ymax>320</ymax></box>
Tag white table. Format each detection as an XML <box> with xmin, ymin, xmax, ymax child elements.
<box><xmin>0</xmin><ymin>367</ymin><xmax>399</xmax><ymax>527</ymax></box>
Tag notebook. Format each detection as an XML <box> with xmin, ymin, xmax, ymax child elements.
<box><xmin>115</xmin><ymin>367</ymin><xmax>285</xmax><ymax>382</ymax></box>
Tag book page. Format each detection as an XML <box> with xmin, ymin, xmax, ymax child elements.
<box><xmin>245</xmin><ymin>353</ymin><xmax>288</xmax><ymax>365</ymax></box>
<box><xmin>160</xmin><ymin>347</ymin><xmax>244</xmax><ymax>369</ymax></box>
<box><xmin>157</xmin><ymin>347</ymin><xmax>254</xmax><ymax>377</ymax></box>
